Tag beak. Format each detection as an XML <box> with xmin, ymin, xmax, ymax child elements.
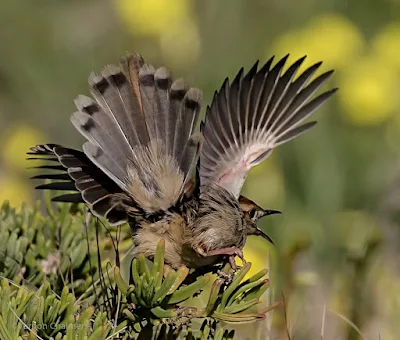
<box><xmin>256</xmin><ymin>226</ymin><xmax>275</xmax><ymax>245</ymax></box>
<box><xmin>256</xmin><ymin>210</ymin><xmax>281</xmax><ymax>245</ymax></box>
<box><xmin>262</xmin><ymin>209</ymin><xmax>282</xmax><ymax>217</ymax></box>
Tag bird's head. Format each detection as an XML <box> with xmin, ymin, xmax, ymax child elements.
<box><xmin>239</xmin><ymin>195</ymin><xmax>281</xmax><ymax>245</ymax></box>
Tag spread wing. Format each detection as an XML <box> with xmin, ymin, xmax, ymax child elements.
<box><xmin>29</xmin><ymin>53</ymin><xmax>203</xmax><ymax>217</ymax></box>
<box><xmin>28</xmin><ymin>144</ymin><xmax>133</xmax><ymax>225</ymax></box>
<box><xmin>199</xmin><ymin>55</ymin><xmax>337</xmax><ymax>197</ymax></box>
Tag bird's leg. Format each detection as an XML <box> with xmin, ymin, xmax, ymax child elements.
<box><xmin>205</xmin><ymin>247</ymin><xmax>246</xmax><ymax>269</ymax></box>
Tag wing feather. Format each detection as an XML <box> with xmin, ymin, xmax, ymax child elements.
<box><xmin>199</xmin><ymin>55</ymin><xmax>336</xmax><ymax>197</ymax></box>
<box><xmin>27</xmin><ymin>144</ymin><xmax>131</xmax><ymax>225</ymax></box>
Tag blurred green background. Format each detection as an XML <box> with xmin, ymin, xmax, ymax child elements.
<box><xmin>1</xmin><ymin>0</ymin><xmax>399</xmax><ymax>338</ymax></box>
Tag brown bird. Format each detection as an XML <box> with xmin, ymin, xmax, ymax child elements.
<box><xmin>28</xmin><ymin>53</ymin><xmax>336</xmax><ymax>269</ymax></box>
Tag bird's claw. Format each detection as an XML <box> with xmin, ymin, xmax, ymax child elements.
<box><xmin>229</xmin><ymin>255</ymin><xmax>238</xmax><ymax>270</ymax></box>
<box><xmin>226</xmin><ymin>247</ymin><xmax>246</xmax><ymax>270</ymax></box>
<box><xmin>205</xmin><ymin>247</ymin><xmax>246</xmax><ymax>271</ymax></box>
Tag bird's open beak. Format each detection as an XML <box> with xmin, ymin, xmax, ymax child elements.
<box><xmin>255</xmin><ymin>226</ymin><xmax>275</xmax><ymax>245</ymax></box>
<box><xmin>262</xmin><ymin>209</ymin><xmax>282</xmax><ymax>217</ymax></box>
<box><xmin>256</xmin><ymin>210</ymin><xmax>281</xmax><ymax>244</ymax></box>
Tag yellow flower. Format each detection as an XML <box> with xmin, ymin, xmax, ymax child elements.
<box><xmin>305</xmin><ymin>14</ymin><xmax>365</xmax><ymax>68</ymax></box>
<box><xmin>115</xmin><ymin>0</ymin><xmax>190</xmax><ymax>37</ymax></box>
<box><xmin>0</xmin><ymin>175</ymin><xmax>32</xmax><ymax>207</ymax></box>
<box><xmin>372</xmin><ymin>22</ymin><xmax>400</xmax><ymax>71</ymax></box>
<box><xmin>272</xmin><ymin>13</ymin><xmax>364</xmax><ymax>73</ymax></box>
<box><xmin>115</xmin><ymin>0</ymin><xmax>200</xmax><ymax>69</ymax></box>
<box><xmin>1</xmin><ymin>125</ymin><xmax>46</xmax><ymax>170</ymax></box>
<box><xmin>337</xmin><ymin>56</ymin><xmax>397</xmax><ymax>125</ymax></box>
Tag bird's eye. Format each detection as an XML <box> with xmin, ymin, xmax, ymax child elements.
<box><xmin>249</xmin><ymin>210</ymin><xmax>256</xmax><ymax>219</ymax></box>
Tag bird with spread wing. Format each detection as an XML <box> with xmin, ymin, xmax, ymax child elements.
<box><xmin>28</xmin><ymin>53</ymin><xmax>336</xmax><ymax>269</ymax></box>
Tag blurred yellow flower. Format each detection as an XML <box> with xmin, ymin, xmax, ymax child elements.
<box><xmin>1</xmin><ymin>125</ymin><xmax>46</xmax><ymax>170</ymax></box>
<box><xmin>115</xmin><ymin>0</ymin><xmax>200</xmax><ymax>69</ymax></box>
<box><xmin>338</xmin><ymin>57</ymin><xmax>397</xmax><ymax>125</ymax></box>
<box><xmin>372</xmin><ymin>22</ymin><xmax>400</xmax><ymax>71</ymax></box>
<box><xmin>306</xmin><ymin>14</ymin><xmax>365</xmax><ymax>68</ymax></box>
<box><xmin>0</xmin><ymin>175</ymin><xmax>32</xmax><ymax>207</ymax></box>
<box><xmin>272</xmin><ymin>13</ymin><xmax>364</xmax><ymax>73</ymax></box>
<box><xmin>115</xmin><ymin>0</ymin><xmax>190</xmax><ymax>37</ymax></box>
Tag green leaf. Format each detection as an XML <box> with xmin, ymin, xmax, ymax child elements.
<box><xmin>152</xmin><ymin>270</ymin><xmax>177</xmax><ymax>305</ymax></box>
<box><xmin>242</xmin><ymin>281</ymin><xmax>270</xmax><ymax>302</ymax></box>
<box><xmin>226</xmin><ymin>279</ymin><xmax>268</xmax><ymax>307</ymax></box>
<box><xmin>150</xmin><ymin>306</ymin><xmax>177</xmax><ymax>318</ymax></box>
<box><xmin>115</xmin><ymin>266</ymin><xmax>129</xmax><ymax>295</ymax></box>
<box><xmin>223</xmin><ymin>298</ymin><xmax>260</xmax><ymax>314</ymax></box>
<box><xmin>219</xmin><ymin>262</ymin><xmax>251</xmax><ymax>311</ymax></box>
<box><xmin>131</xmin><ymin>259</ymin><xmax>140</xmax><ymax>287</ymax></box>
<box><xmin>168</xmin><ymin>274</ymin><xmax>210</xmax><ymax>305</ymax></box>
<box><xmin>168</xmin><ymin>265</ymin><xmax>189</xmax><ymax>295</ymax></box>
<box><xmin>212</xmin><ymin>310</ymin><xmax>264</xmax><ymax>324</ymax></box>
<box><xmin>205</xmin><ymin>278</ymin><xmax>223</xmax><ymax>316</ymax></box>
<box><xmin>123</xmin><ymin>308</ymin><xmax>137</xmax><ymax>322</ymax></box>
<box><xmin>152</xmin><ymin>240</ymin><xmax>165</xmax><ymax>290</ymax></box>
<box><xmin>137</xmin><ymin>254</ymin><xmax>151</xmax><ymax>281</ymax></box>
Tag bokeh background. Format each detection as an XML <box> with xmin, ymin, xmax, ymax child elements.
<box><xmin>1</xmin><ymin>0</ymin><xmax>400</xmax><ymax>338</ymax></box>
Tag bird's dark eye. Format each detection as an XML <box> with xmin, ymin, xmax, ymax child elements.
<box><xmin>249</xmin><ymin>210</ymin><xmax>256</xmax><ymax>219</ymax></box>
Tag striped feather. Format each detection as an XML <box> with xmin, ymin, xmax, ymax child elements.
<box><xmin>30</xmin><ymin>52</ymin><xmax>203</xmax><ymax>216</ymax></box>
<box><xmin>27</xmin><ymin>144</ymin><xmax>131</xmax><ymax>225</ymax></box>
<box><xmin>199</xmin><ymin>55</ymin><xmax>337</xmax><ymax>197</ymax></box>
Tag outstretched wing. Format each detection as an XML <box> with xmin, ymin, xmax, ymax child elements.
<box><xmin>199</xmin><ymin>55</ymin><xmax>337</xmax><ymax>197</ymax></box>
<box><xmin>28</xmin><ymin>144</ymin><xmax>133</xmax><ymax>225</ymax></box>
<box><xmin>30</xmin><ymin>53</ymin><xmax>203</xmax><ymax>216</ymax></box>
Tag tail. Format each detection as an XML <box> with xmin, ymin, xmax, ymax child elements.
<box><xmin>30</xmin><ymin>53</ymin><xmax>203</xmax><ymax>216</ymax></box>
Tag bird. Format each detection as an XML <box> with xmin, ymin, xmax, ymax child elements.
<box><xmin>27</xmin><ymin>52</ymin><xmax>337</xmax><ymax>269</ymax></box>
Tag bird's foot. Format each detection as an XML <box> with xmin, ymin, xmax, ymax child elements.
<box><xmin>205</xmin><ymin>247</ymin><xmax>246</xmax><ymax>270</ymax></box>
<box><xmin>229</xmin><ymin>255</ymin><xmax>239</xmax><ymax>270</ymax></box>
